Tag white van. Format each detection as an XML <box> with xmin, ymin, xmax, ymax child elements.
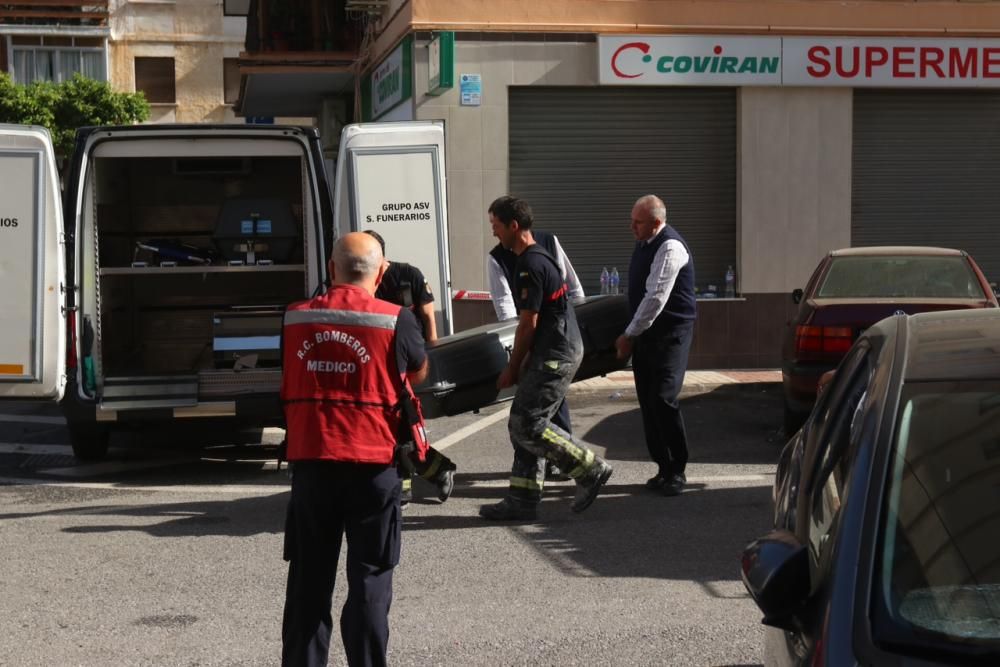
<box><xmin>0</xmin><ymin>122</ymin><xmax>328</xmax><ymax>461</ymax></box>
<box><xmin>0</xmin><ymin>121</ymin><xmax>450</xmax><ymax>461</ymax></box>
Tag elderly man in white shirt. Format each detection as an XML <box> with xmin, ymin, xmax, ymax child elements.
<box><xmin>615</xmin><ymin>194</ymin><xmax>697</xmax><ymax>498</ymax></box>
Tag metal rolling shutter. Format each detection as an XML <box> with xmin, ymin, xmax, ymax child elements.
<box><xmin>508</xmin><ymin>87</ymin><xmax>736</xmax><ymax>295</ymax></box>
<box><xmin>853</xmin><ymin>90</ymin><xmax>1000</xmax><ymax>283</ymax></box>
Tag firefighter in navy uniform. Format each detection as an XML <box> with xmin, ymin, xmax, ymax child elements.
<box><xmin>480</xmin><ymin>197</ymin><xmax>613</xmax><ymax>521</ymax></box>
<box><xmin>364</xmin><ymin>230</ymin><xmax>456</xmax><ymax>507</ymax></box>
<box><xmin>486</xmin><ymin>199</ymin><xmax>584</xmax><ymax>481</ymax></box>
<box><xmin>280</xmin><ymin>232</ymin><xmax>429</xmax><ymax>667</ymax></box>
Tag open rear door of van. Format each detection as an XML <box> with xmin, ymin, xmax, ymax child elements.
<box><xmin>0</xmin><ymin>125</ymin><xmax>67</xmax><ymax>400</ymax></box>
<box><xmin>334</xmin><ymin>121</ymin><xmax>453</xmax><ymax>336</ymax></box>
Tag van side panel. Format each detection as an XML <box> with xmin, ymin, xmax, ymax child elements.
<box><xmin>0</xmin><ymin>125</ymin><xmax>66</xmax><ymax>400</ymax></box>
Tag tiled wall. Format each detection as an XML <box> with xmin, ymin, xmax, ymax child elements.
<box><xmin>452</xmin><ymin>293</ymin><xmax>798</xmax><ymax>368</ymax></box>
<box><xmin>687</xmin><ymin>294</ymin><xmax>798</xmax><ymax>369</ymax></box>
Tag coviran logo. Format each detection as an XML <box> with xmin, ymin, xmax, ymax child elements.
<box><xmin>611</xmin><ymin>42</ymin><xmax>780</xmax><ymax>78</ymax></box>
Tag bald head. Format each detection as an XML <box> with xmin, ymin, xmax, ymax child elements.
<box><xmin>330</xmin><ymin>232</ymin><xmax>385</xmax><ymax>293</ymax></box>
<box><xmin>630</xmin><ymin>194</ymin><xmax>667</xmax><ymax>242</ymax></box>
<box><xmin>635</xmin><ymin>195</ymin><xmax>666</xmax><ymax>223</ymax></box>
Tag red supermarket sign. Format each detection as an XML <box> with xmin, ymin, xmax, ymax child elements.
<box><xmin>783</xmin><ymin>37</ymin><xmax>1000</xmax><ymax>86</ymax></box>
<box><xmin>599</xmin><ymin>36</ymin><xmax>1000</xmax><ymax>87</ymax></box>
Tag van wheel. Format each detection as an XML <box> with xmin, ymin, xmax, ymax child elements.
<box><xmin>69</xmin><ymin>423</ymin><xmax>110</xmax><ymax>461</ymax></box>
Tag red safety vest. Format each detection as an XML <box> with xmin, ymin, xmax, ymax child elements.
<box><xmin>280</xmin><ymin>284</ymin><xmax>423</xmax><ymax>464</ymax></box>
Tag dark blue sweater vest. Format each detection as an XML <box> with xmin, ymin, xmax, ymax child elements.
<box><xmin>628</xmin><ymin>225</ymin><xmax>696</xmax><ymax>332</ymax></box>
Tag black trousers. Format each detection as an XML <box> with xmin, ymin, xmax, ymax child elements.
<box><xmin>631</xmin><ymin>321</ymin><xmax>694</xmax><ymax>477</ymax></box>
<box><xmin>282</xmin><ymin>460</ymin><xmax>401</xmax><ymax>667</ymax></box>
<box><xmin>553</xmin><ymin>398</ymin><xmax>572</xmax><ymax>433</ymax></box>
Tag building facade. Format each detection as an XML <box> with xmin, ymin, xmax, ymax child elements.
<box><xmin>2</xmin><ymin>1</ymin><xmax>247</xmax><ymax>124</ymax></box>
<box><xmin>108</xmin><ymin>0</ymin><xmax>246</xmax><ymax>123</ymax></box>
<box><xmin>332</xmin><ymin>0</ymin><xmax>1000</xmax><ymax>368</ymax></box>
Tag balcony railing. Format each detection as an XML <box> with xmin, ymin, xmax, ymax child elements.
<box><xmin>246</xmin><ymin>0</ymin><xmax>363</xmax><ymax>55</ymax></box>
<box><xmin>0</xmin><ymin>1</ymin><xmax>109</xmax><ymax>26</ymax></box>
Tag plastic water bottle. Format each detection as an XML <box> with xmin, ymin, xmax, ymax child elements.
<box><xmin>725</xmin><ymin>265</ymin><xmax>736</xmax><ymax>298</ymax></box>
<box><xmin>600</xmin><ymin>267</ymin><xmax>609</xmax><ymax>295</ymax></box>
<box><xmin>609</xmin><ymin>267</ymin><xmax>620</xmax><ymax>295</ymax></box>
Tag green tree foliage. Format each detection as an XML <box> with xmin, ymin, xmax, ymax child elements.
<box><xmin>0</xmin><ymin>73</ymin><xmax>150</xmax><ymax>159</ymax></box>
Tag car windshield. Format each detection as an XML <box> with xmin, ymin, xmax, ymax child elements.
<box><xmin>816</xmin><ymin>255</ymin><xmax>984</xmax><ymax>299</ymax></box>
<box><xmin>875</xmin><ymin>381</ymin><xmax>1000</xmax><ymax>658</ymax></box>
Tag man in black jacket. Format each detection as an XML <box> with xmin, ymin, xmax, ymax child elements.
<box><xmin>480</xmin><ymin>196</ymin><xmax>612</xmax><ymax>521</ymax></box>
<box><xmin>364</xmin><ymin>229</ymin><xmax>455</xmax><ymax>506</ymax></box>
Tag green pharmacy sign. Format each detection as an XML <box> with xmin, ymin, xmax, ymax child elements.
<box><xmin>363</xmin><ymin>35</ymin><xmax>413</xmax><ymax>120</ymax></box>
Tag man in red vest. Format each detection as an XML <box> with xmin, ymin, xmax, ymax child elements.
<box><xmin>280</xmin><ymin>232</ymin><xmax>429</xmax><ymax>667</ymax></box>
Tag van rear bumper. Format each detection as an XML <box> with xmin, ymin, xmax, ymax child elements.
<box><xmin>62</xmin><ymin>389</ymin><xmax>283</xmax><ymax>428</ymax></box>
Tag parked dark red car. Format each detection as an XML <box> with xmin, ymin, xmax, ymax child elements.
<box><xmin>781</xmin><ymin>246</ymin><xmax>998</xmax><ymax>433</ymax></box>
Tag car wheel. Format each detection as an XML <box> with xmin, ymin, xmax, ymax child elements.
<box><xmin>69</xmin><ymin>422</ymin><xmax>110</xmax><ymax>461</ymax></box>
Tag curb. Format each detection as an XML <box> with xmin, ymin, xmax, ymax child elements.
<box><xmin>568</xmin><ymin>369</ymin><xmax>781</xmax><ymax>397</ymax></box>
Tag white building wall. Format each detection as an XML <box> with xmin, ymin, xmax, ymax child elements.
<box><xmin>413</xmin><ymin>37</ymin><xmax>596</xmax><ymax>292</ymax></box>
<box><xmin>739</xmin><ymin>87</ymin><xmax>853</xmax><ymax>293</ymax></box>
<box><xmin>413</xmin><ymin>37</ymin><xmax>854</xmax><ymax>296</ymax></box>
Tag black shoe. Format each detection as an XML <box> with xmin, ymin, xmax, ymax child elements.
<box><xmin>571</xmin><ymin>459</ymin><xmax>613</xmax><ymax>513</ymax></box>
<box><xmin>645</xmin><ymin>474</ymin><xmax>667</xmax><ymax>491</ymax></box>
<box><xmin>661</xmin><ymin>472</ymin><xmax>686</xmax><ymax>497</ymax></box>
<box><xmin>435</xmin><ymin>468</ymin><xmax>455</xmax><ymax>503</ymax></box>
<box><xmin>478</xmin><ymin>498</ymin><xmax>537</xmax><ymax>521</ymax></box>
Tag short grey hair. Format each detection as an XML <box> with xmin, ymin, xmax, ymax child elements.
<box><xmin>332</xmin><ymin>237</ymin><xmax>382</xmax><ymax>282</ymax></box>
<box><xmin>635</xmin><ymin>194</ymin><xmax>667</xmax><ymax>224</ymax></box>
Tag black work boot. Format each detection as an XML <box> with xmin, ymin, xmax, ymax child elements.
<box><xmin>434</xmin><ymin>467</ymin><xmax>456</xmax><ymax>503</ymax></box>
<box><xmin>571</xmin><ymin>458</ymin><xmax>613</xmax><ymax>513</ymax></box>
<box><xmin>545</xmin><ymin>461</ymin><xmax>571</xmax><ymax>482</ymax></box>
<box><xmin>400</xmin><ymin>478</ymin><xmax>413</xmax><ymax>509</ymax></box>
<box><xmin>479</xmin><ymin>497</ymin><xmax>537</xmax><ymax>521</ymax></box>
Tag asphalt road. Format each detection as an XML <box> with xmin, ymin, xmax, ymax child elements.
<box><xmin>0</xmin><ymin>383</ymin><xmax>784</xmax><ymax>666</ymax></box>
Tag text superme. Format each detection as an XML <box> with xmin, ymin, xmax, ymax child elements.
<box><xmin>806</xmin><ymin>44</ymin><xmax>1000</xmax><ymax>80</ymax></box>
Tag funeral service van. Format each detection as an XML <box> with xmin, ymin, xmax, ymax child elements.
<box><xmin>0</xmin><ymin>121</ymin><xmax>449</xmax><ymax>461</ymax></box>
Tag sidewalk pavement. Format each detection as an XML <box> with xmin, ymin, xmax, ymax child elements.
<box><xmin>570</xmin><ymin>369</ymin><xmax>781</xmax><ymax>396</ymax></box>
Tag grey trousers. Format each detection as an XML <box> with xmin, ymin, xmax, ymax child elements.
<box><xmin>506</xmin><ymin>356</ymin><xmax>600</xmax><ymax>506</ymax></box>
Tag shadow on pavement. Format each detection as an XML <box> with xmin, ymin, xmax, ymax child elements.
<box><xmin>580</xmin><ymin>383</ymin><xmax>785</xmax><ymax>465</ymax></box>
<box><xmin>404</xmin><ymin>482</ymin><xmax>772</xmax><ymax>583</ymax></box>
<box><xmin>0</xmin><ymin>492</ymin><xmax>288</xmax><ymax>537</ymax></box>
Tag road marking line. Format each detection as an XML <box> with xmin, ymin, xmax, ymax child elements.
<box><xmin>467</xmin><ymin>473</ymin><xmax>773</xmax><ymax>487</ymax></box>
<box><xmin>0</xmin><ymin>443</ymin><xmax>73</xmax><ymax>455</ymax></box>
<box><xmin>429</xmin><ymin>406</ymin><xmax>510</xmax><ymax>452</ymax></box>
<box><xmin>686</xmin><ymin>474</ymin><xmax>773</xmax><ymax>483</ymax></box>
<box><xmin>0</xmin><ymin>414</ymin><xmax>65</xmax><ymax>425</ymax></box>
<box><xmin>0</xmin><ymin>476</ymin><xmax>287</xmax><ymax>495</ymax></box>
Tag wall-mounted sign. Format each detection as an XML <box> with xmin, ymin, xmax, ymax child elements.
<box><xmin>599</xmin><ymin>35</ymin><xmax>1000</xmax><ymax>88</ymax></box>
<box><xmin>363</xmin><ymin>35</ymin><xmax>413</xmax><ymax>121</ymax></box>
<box><xmin>460</xmin><ymin>73</ymin><xmax>481</xmax><ymax>106</ymax></box>
<box><xmin>599</xmin><ymin>35</ymin><xmax>781</xmax><ymax>86</ymax></box>
<box><xmin>427</xmin><ymin>31</ymin><xmax>455</xmax><ymax>96</ymax></box>
<box><xmin>783</xmin><ymin>37</ymin><xmax>1000</xmax><ymax>87</ymax></box>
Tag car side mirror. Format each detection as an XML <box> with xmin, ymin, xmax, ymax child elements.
<box><xmin>740</xmin><ymin>530</ymin><xmax>810</xmax><ymax>632</ymax></box>
<box><xmin>792</xmin><ymin>288</ymin><xmax>803</xmax><ymax>305</ymax></box>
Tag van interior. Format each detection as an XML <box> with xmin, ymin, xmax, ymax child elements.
<box><xmin>82</xmin><ymin>152</ymin><xmax>314</xmax><ymax>404</ymax></box>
